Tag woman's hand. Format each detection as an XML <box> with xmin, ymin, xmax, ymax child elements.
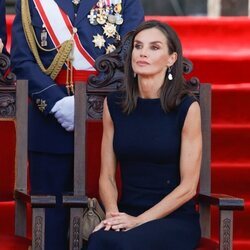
<box><xmin>92</xmin><ymin>212</ymin><xmax>142</xmax><ymax>233</ymax></box>
<box><xmin>92</xmin><ymin>220</ymin><xmax>106</xmax><ymax>233</ymax></box>
<box><xmin>102</xmin><ymin>212</ymin><xmax>141</xmax><ymax>231</ymax></box>
<box><xmin>92</xmin><ymin>211</ymin><xmax>119</xmax><ymax>233</ymax></box>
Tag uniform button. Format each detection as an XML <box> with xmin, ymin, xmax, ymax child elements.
<box><xmin>166</xmin><ymin>180</ymin><xmax>171</xmax><ymax>184</ymax></box>
<box><xmin>73</xmin><ymin>27</ymin><xmax>78</xmax><ymax>33</ymax></box>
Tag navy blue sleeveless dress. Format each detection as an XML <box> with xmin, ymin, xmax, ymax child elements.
<box><xmin>87</xmin><ymin>92</ymin><xmax>201</xmax><ymax>250</ymax></box>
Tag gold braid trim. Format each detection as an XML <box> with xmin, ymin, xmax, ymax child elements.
<box><xmin>21</xmin><ymin>0</ymin><xmax>73</xmax><ymax>80</ymax></box>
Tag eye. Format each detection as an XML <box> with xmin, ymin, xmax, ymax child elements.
<box><xmin>151</xmin><ymin>45</ymin><xmax>160</xmax><ymax>50</ymax></box>
<box><xmin>134</xmin><ymin>43</ymin><xmax>142</xmax><ymax>49</ymax></box>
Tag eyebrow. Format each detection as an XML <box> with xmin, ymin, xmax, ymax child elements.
<box><xmin>134</xmin><ymin>39</ymin><xmax>163</xmax><ymax>45</ymax></box>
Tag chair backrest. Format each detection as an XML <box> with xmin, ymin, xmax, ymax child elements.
<box><xmin>0</xmin><ymin>53</ymin><xmax>17</xmax><ymax>200</ymax></box>
<box><xmin>198</xmin><ymin>84</ymin><xmax>212</xmax><ymax>238</ymax></box>
<box><xmin>0</xmin><ymin>53</ymin><xmax>30</xmax><ymax>237</ymax></box>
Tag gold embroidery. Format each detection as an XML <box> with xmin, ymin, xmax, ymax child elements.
<box><xmin>36</xmin><ymin>99</ymin><xmax>47</xmax><ymax>112</ymax></box>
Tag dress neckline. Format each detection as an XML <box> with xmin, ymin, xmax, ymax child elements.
<box><xmin>137</xmin><ymin>96</ymin><xmax>160</xmax><ymax>102</ymax></box>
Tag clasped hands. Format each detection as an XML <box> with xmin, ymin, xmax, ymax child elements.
<box><xmin>51</xmin><ymin>96</ymin><xmax>74</xmax><ymax>131</ymax></box>
<box><xmin>93</xmin><ymin>212</ymin><xmax>141</xmax><ymax>233</ymax></box>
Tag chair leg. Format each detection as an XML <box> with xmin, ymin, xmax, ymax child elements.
<box><xmin>32</xmin><ymin>208</ymin><xmax>45</xmax><ymax>250</ymax></box>
<box><xmin>15</xmin><ymin>200</ymin><xmax>27</xmax><ymax>237</ymax></box>
<box><xmin>199</xmin><ymin>203</ymin><xmax>211</xmax><ymax>238</ymax></box>
<box><xmin>69</xmin><ymin>208</ymin><xmax>83</xmax><ymax>250</ymax></box>
<box><xmin>219</xmin><ymin>210</ymin><xmax>233</xmax><ymax>250</ymax></box>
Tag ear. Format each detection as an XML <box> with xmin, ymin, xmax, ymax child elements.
<box><xmin>167</xmin><ymin>52</ymin><xmax>177</xmax><ymax>67</ymax></box>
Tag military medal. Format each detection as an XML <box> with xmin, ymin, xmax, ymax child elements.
<box><xmin>108</xmin><ymin>14</ymin><xmax>116</xmax><ymax>24</ymax></box>
<box><xmin>96</xmin><ymin>9</ymin><xmax>108</xmax><ymax>25</ymax></box>
<box><xmin>88</xmin><ymin>9</ymin><xmax>98</xmax><ymax>25</ymax></box>
<box><xmin>106</xmin><ymin>44</ymin><xmax>116</xmax><ymax>54</ymax></box>
<box><xmin>112</xmin><ymin>0</ymin><xmax>122</xmax><ymax>4</ymax></box>
<box><xmin>96</xmin><ymin>0</ymin><xmax>105</xmax><ymax>8</ymax></box>
<box><xmin>92</xmin><ymin>34</ymin><xmax>106</xmax><ymax>49</ymax></box>
<box><xmin>114</xmin><ymin>3</ymin><xmax>122</xmax><ymax>13</ymax></box>
<box><xmin>103</xmin><ymin>23</ymin><xmax>117</xmax><ymax>38</ymax></box>
<box><xmin>72</xmin><ymin>0</ymin><xmax>81</xmax><ymax>5</ymax></box>
<box><xmin>41</xmin><ymin>25</ymin><xmax>48</xmax><ymax>47</ymax></box>
<box><xmin>115</xmin><ymin>33</ymin><xmax>121</xmax><ymax>41</ymax></box>
<box><xmin>89</xmin><ymin>0</ymin><xmax>123</xmax><ymax>52</ymax></box>
<box><xmin>115</xmin><ymin>13</ymin><xmax>123</xmax><ymax>25</ymax></box>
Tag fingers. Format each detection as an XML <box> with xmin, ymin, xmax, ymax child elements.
<box><xmin>92</xmin><ymin>221</ymin><xmax>105</xmax><ymax>233</ymax></box>
<box><xmin>104</xmin><ymin>224</ymin><xmax>112</xmax><ymax>231</ymax></box>
<box><xmin>65</xmin><ymin>125</ymin><xmax>74</xmax><ymax>131</ymax></box>
<box><xmin>94</xmin><ymin>213</ymin><xmax>137</xmax><ymax>232</ymax></box>
<box><xmin>109</xmin><ymin>223</ymin><xmax>127</xmax><ymax>231</ymax></box>
<box><xmin>103</xmin><ymin>215</ymin><xmax>128</xmax><ymax>231</ymax></box>
<box><xmin>92</xmin><ymin>221</ymin><xmax>118</xmax><ymax>233</ymax></box>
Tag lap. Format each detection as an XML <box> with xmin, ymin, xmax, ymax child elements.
<box><xmin>87</xmin><ymin>215</ymin><xmax>201</xmax><ymax>250</ymax></box>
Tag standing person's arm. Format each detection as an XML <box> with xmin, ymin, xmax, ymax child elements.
<box><xmin>11</xmin><ymin>0</ymin><xmax>66</xmax><ymax>115</ymax></box>
<box><xmin>11</xmin><ymin>0</ymin><xmax>75</xmax><ymax>131</ymax></box>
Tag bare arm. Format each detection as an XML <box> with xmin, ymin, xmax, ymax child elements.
<box><xmin>138</xmin><ymin>101</ymin><xmax>202</xmax><ymax>223</ymax></box>
<box><xmin>99</xmin><ymin>98</ymin><xmax>119</xmax><ymax>218</ymax></box>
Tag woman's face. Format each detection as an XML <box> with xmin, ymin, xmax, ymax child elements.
<box><xmin>132</xmin><ymin>27</ymin><xmax>176</xmax><ymax>78</ymax></box>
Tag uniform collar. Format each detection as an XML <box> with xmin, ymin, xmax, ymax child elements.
<box><xmin>54</xmin><ymin>0</ymin><xmax>75</xmax><ymax>21</ymax></box>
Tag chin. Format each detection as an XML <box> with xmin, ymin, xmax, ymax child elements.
<box><xmin>137</xmin><ymin>72</ymin><xmax>154</xmax><ymax>77</ymax></box>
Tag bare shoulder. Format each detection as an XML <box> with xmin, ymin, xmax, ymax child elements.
<box><xmin>187</xmin><ymin>101</ymin><xmax>200</xmax><ymax>117</ymax></box>
<box><xmin>183</xmin><ymin>101</ymin><xmax>201</xmax><ymax>133</ymax></box>
<box><xmin>103</xmin><ymin>97</ymin><xmax>113</xmax><ymax>126</ymax></box>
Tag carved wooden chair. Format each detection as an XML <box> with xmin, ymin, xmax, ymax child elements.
<box><xmin>0</xmin><ymin>53</ymin><xmax>31</xmax><ymax>249</ymax></box>
<box><xmin>13</xmin><ymin>78</ymin><xmax>58</xmax><ymax>250</ymax></box>
<box><xmin>67</xmin><ymin>33</ymin><xmax>244</xmax><ymax>250</ymax></box>
<box><xmin>0</xmin><ymin>53</ymin><xmax>56</xmax><ymax>249</ymax></box>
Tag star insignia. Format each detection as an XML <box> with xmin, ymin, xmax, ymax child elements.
<box><xmin>103</xmin><ymin>23</ymin><xmax>117</xmax><ymax>38</ymax></box>
<box><xmin>36</xmin><ymin>99</ymin><xmax>47</xmax><ymax>112</ymax></box>
<box><xmin>92</xmin><ymin>34</ymin><xmax>106</xmax><ymax>49</ymax></box>
<box><xmin>106</xmin><ymin>44</ymin><xmax>116</xmax><ymax>54</ymax></box>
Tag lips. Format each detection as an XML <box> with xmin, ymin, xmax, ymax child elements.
<box><xmin>136</xmin><ymin>60</ymin><xmax>150</xmax><ymax>66</ymax></box>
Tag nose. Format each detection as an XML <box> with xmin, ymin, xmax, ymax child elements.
<box><xmin>139</xmin><ymin>48</ymin><xmax>147</xmax><ymax>58</ymax></box>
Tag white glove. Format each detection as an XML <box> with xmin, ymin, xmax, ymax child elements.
<box><xmin>0</xmin><ymin>38</ymin><xmax>3</xmax><ymax>53</ymax></box>
<box><xmin>51</xmin><ymin>96</ymin><xmax>75</xmax><ymax>131</ymax></box>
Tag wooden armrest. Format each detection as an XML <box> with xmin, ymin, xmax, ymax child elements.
<box><xmin>31</xmin><ymin>195</ymin><xmax>56</xmax><ymax>207</ymax></box>
<box><xmin>14</xmin><ymin>190</ymin><xmax>56</xmax><ymax>207</ymax></box>
<box><xmin>198</xmin><ymin>193</ymin><xmax>244</xmax><ymax>210</ymax></box>
<box><xmin>63</xmin><ymin>195</ymin><xmax>88</xmax><ymax>207</ymax></box>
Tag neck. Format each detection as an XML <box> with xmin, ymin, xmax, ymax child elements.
<box><xmin>138</xmin><ymin>74</ymin><xmax>165</xmax><ymax>99</ymax></box>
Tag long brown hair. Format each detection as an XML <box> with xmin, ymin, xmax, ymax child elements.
<box><xmin>122</xmin><ymin>20</ymin><xmax>189</xmax><ymax>114</ymax></box>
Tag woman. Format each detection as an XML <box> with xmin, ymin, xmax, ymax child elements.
<box><xmin>88</xmin><ymin>20</ymin><xmax>202</xmax><ymax>250</ymax></box>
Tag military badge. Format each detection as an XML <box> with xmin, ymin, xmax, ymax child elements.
<box><xmin>89</xmin><ymin>0</ymin><xmax>123</xmax><ymax>53</ymax></box>
<box><xmin>88</xmin><ymin>9</ymin><xmax>98</xmax><ymax>25</ymax></box>
<box><xmin>92</xmin><ymin>34</ymin><xmax>106</xmax><ymax>49</ymax></box>
<box><xmin>103</xmin><ymin>23</ymin><xmax>117</xmax><ymax>38</ymax></box>
<box><xmin>36</xmin><ymin>99</ymin><xmax>47</xmax><ymax>112</ymax></box>
<box><xmin>105</xmin><ymin>44</ymin><xmax>116</xmax><ymax>54</ymax></box>
<box><xmin>41</xmin><ymin>24</ymin><xmax>48</xmax><ymax>47</ymax></box>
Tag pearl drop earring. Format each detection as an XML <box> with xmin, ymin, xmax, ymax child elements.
<box><xmin>168</xmin><ymin>67</ymin><xmax>173</xmax><ymax>80</ymax></box>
